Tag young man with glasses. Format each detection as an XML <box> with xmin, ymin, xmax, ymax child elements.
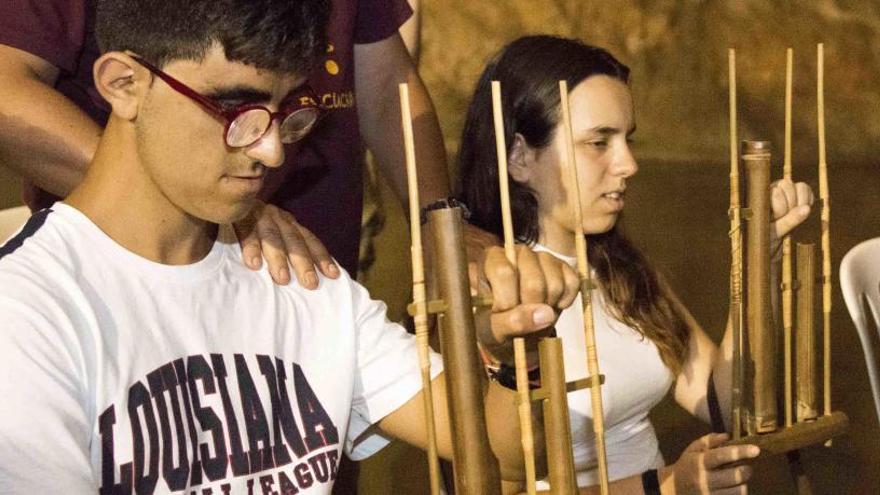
<box><xmin>0</xmin><ymin>1</ymin><xmax>577</xmax><ymax>493</ymax></box>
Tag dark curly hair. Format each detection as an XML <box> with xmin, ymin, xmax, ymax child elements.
<box><xmin>96</xmin><ymin>0</ymin><xmax>331</xmax><ymax>74</ymax></box>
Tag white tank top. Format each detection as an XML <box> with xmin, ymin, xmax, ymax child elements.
<box><xmin>532</xmin><ymin>244</ymin><xmax>673</xmax><ymax>488</ymax></box>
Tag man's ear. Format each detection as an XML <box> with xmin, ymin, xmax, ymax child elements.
<box><xmin>508</xmin><ymin>133</ymin><xmax>533</xmax><ymax>184</ymax></box>
<box><xmin>93</xmin><ymin>52</ymin><xmax>145</xmax><ymax>120</ymax></box>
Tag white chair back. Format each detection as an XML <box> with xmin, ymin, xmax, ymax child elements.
<box><xmin>0</xmin><ymin>205</ymin><xmax>31</xmax><ymax>243</ymax></box>
<box><xmin>840</xmin><ymin>237</ymin><xmax>880</xmax><ymax>426</ymax></box>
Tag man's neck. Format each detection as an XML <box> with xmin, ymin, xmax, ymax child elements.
<box><xmin>66</xmin><ymin>121</ymin><xmax>217</xmax><ymax>266</ymax></box>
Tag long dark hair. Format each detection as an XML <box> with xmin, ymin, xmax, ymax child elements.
<box><xmin>458</xmin><ymin>35</ymin><xmax>689</xmax><ymax>373</ymax></box>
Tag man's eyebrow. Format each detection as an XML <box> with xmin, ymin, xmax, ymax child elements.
<box><xmin>204</xmin><ymin>86</ymin><xmax>272</xmax><ymax>103</ymax></box>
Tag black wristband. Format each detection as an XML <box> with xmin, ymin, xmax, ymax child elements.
<box><xmin>488</xmin><ymin>363</ymin><xmax>540</xmax><ymax>390</ymax></box>
<box><xmin>641</xmin><ymin>468</ymin><xmax>660</xmax><ymax>495</ymax></box>
<box><xmin>707</xmin><ymin>371</ymin><xmax>726</xmax><ymax>433</ymax></box>
<box><xmin>419</xmin><ymin>197</ymin><xmax>470</xmax><ymax>225</ymax></box>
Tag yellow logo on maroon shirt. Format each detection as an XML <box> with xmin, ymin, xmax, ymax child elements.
<box><xmin>325</xmin><ymin>44</ymin><xmax>339</xmax><ymax>76</ymax></box>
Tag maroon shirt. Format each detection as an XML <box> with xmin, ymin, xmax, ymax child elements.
<box><xmin>0</xmin><ymin>0</ymin><xmax>412</xmax><ymax>275</ymax></box>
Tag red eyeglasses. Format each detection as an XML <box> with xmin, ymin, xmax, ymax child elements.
<box><xmin>131</xmin><ymin>55</ymin><xmax>322</xmax><ymax>148</ymax></box>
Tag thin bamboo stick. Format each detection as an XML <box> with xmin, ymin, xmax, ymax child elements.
<box><xmin>817</xmin><ymin>43</ymin><xmax>832</xmax><ymax>417</ymax></box>
<box><xmin>782</xmin><ymin>47</ymin><xmax>794</xmax><ymax>428</ymax></box>
<box><xmin>728</xmin><ymin>48</ymin><xmax>745</xmax><ymax>440</ymax></box>
<box><xmin>492</xmin><ymin>82</ymin><xmax>517</xmax><ymax>266</ymax></box>
<box><xmin>399</xmin><ymin>83</ymin><xmax>441</xmax><ymax>495</ymax></box>
<box><xmin>492</xmin><ymin>80</ymin><xmax>538</xmax><ymax>494</ymax></box>
<box><xmin>560</xmin><ymin>79</ymin><xmax>610</xmax><ymax>495</ymax></box>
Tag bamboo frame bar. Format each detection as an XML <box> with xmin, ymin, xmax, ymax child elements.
<box><xmin>817</xmin><ymin>43</ymin><xmax>832</xmax><ymax>417</ymax></box>
<box><xmin>560</xmin><ymin>80</ymin><xmax>610</xmax><ymax>494</ymax></box>
<box><xmin>491</xmin><ymin>80</ymin><xmax>539</xmax><ymax>494</ymax></box>
<box><xmin>743</xmin><ymin>140</ymin><xmax>777</xmax><ymax>434</ymax></box>
<box><xmin>726</xmin><ymin>411</ymin><xmax>848</xmax><ymax>456</ymax></box>
<box><xmin>399</xmin><ymin>83</ymin><xmax>442</xmax><ymax>495</ymax></box>
<box><xmin>728</xmin><ymin>49</ymin><xmax>745</xmax><ymax>440</ymax></box>
<box><xmin>782</xmin><ymin>47</ymin><xmax>795</xmax><ymax>428</ymax></box>
<box><xmin>540</xmin><ymin>338</ymin><xmax>578</xmax><ymax>493</ymax></box>
<box><xmin>428</xmin><ymin>206</ymin><xmax>503</xmax><ymax>494</ymax></box>
<box><xmin>796</xmin><ymin>243</ymin><xmax>818</xmax><ymax>421</ymax></box>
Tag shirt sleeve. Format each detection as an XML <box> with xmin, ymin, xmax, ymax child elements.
<box><xmin>353</xmin><ymin>0</ymin><xmax>414</xmax><ymax>45</ymax></box>
<box><xmin>343</xmin><ymin>278</ymin><xmax>443</xmax><ymax>460</ymax></box>
<box><xmin>0</xmin><ymin>0</ymin><xmax>88</xmax><ymax>73</ymax></box>
<box><xmin>0</xmin><ymin>295</ymin><xmax>94</xmax><ymax>493</ymax></box>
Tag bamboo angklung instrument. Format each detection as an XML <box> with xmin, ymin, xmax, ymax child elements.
<box><xmin>401</xmin><ymin>83</ymin><xmax>502</xmax><ymax>494</ymax></box>
<box><xmin>398</xmin><ymin>83</ymin><xmax>442</xmax><ymax>495</ymax></box>
<box><xmin>729</xmin><ymin>139</ymin><xmax>847</xmax><ymax>455</ymax></box>
<box><xmin>493</xmin><ymin>80</ymin><xmax>602</xmax><ymax>495</ymax></box>
<box><xmin>782</xmin><ymin>47</ymin><xmax>795</xmax><ymax>428</ymax></box>
<box><xmin>728</xmin><ymin>48</ymin><xmax>745</xmax><ymax>440</ymax></box>
<box><xmin>743</xmin><ymin>140</ymin><xmax>778</xmax><ymax>434</ymax></box>
<box><xmin>490</xmin><ymin>81</ymin><xmax>539</xmax><ymax>495</ymax></box>
<box><xmin>724</xmin><ymin>47</ymin><xmax>848</xmax><ymax>468</ymax></box>
<box><xmin>560</xmin><ymin>79</ymin><xmax>611</xmax><ymax>494</ymax></box>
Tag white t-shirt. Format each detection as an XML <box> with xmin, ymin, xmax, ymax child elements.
<box><xmin>532</xmin><ymin>244</ymin><xmax>673</xmax><ymax>489</ymax></box>
<box><xmin>0</xmin><ymin>203</ymin><xmax>443</xmax><ymax>494</ymax></box>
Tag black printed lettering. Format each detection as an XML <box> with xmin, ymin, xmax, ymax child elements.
<box><xmin>327</xmin><ymin>450</ymin><xmax>339</xmax><ymax>480</ymax></box>
<box><xmin>212</xmin><ymin>354</ymin><xmax>250</xmax><ymax>476</ymax></box>
<box><xmin>293</xmin><ymin>364</ymin><xmax>338</xmax><ymax>450</ymax></box>
<box><xmin>278</xmin><ymin>471</ymin><xmax>299</xmax><ymax>494</ymax></box>
<box><xmin>293</xmin><ymin>462</ymin><xmax>313</xmax><ymax>489</ymax></box>
<box><xmin>99</xmin><ymin>405</ymin><xmax>133</xmax><ymax>494</ymax></box>
<box><xmin>173</xmin><ymin>358</ymin><xmax>203</xmax><ymax>486</ymax></box>
<box><xmin>307</xmin><ymin>452</ymin><xmax>330</xmax><ymax>483</ymax></box>
<box><xmin>257</xmin><ymin>356</ymin><xmax>306</xmax><ymax>465</ymax></box>
<box><xmin>187</xmin><ymin>355</ymin><xmax>229</xmax><ymax>481</ymax></box>
<box><xmin>259</xmin><ymin>474</ymin><xmax>278</xmax><ymax>495</ymax></box>
<box><xmin>129</xmin><ymin>382</ymin><xmax>159</xmax><ymax>495</ymax></box>
<box><xmin>235</xmin><ymin>354</ymin><xmax>273</xmax><ymax>473</ymax></box>
<box><xmin>147</xmin><ymin>363</ymin><xmax>189</xmax><ymax>490</ymax></box>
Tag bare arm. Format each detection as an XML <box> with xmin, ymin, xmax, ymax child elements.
<box><xmin>378</xmin><ymin>372</ymin><xmax>545</xmax><ymax>481</ymax></box>
<box><xmin>0</xmin><ymin>44</ymin><xmax>100</xmax><ymax>197</ymax></box>
<box><xmin>398</xmin><ymin>0</ymin><xmax>421</xmax><ymax>62</ymax></box>
<box><xmin>353</xmin><ymin>32</ymin><xmax>450</xmax><ymax>210</ymax></box>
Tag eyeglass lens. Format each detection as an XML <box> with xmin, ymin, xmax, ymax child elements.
<box><xmin>226</xmin><ymin>107</ymin><xmax>320</xmax><ymax>148</ymax></box>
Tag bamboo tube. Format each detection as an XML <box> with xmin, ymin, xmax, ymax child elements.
<box><xmin>796</xmin><ymin>243</ymin><xmax>818</xmax><ymax>421</ymax></box>
<box><xmin>817</xmin><ymin>43</ymin><xmax>832</xmax><ymax>417</ymax></box>
<box><xmin>399</xmin><ymin>83</ymin><xmax>442</xmax><ymax>495</ymax></box>
<box><xmin>560</xmin><ymin>80</ymin><xmax>610</xmax><ymax>494</ymax></box>
<box><xmin>728</xmin><ymin>49</ymin><xmax>745</xmax><ymax>440</ymax></box>
<box><xmin>743</xmin><ymin>140</ymin><xmax>778</xmax><ymax>434</ymax></box>
<box><xmin>428</xmin><ymin>206</ymin><xmax>503</xmax><ymax>494</ymax></box>
<box><xmin>540</xmin><ymin>338</ymin><xmax>578</xmax><ymax>493</ymax></box>
<box><xmin>492</xmin><ymin>81</ymin><xmax>538</xmax><ymax>494</ymax></box>
<box><xmin>782</xmin><ymin>48</ymin><xmax>795</xmax><ymax>428</ymax></box>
